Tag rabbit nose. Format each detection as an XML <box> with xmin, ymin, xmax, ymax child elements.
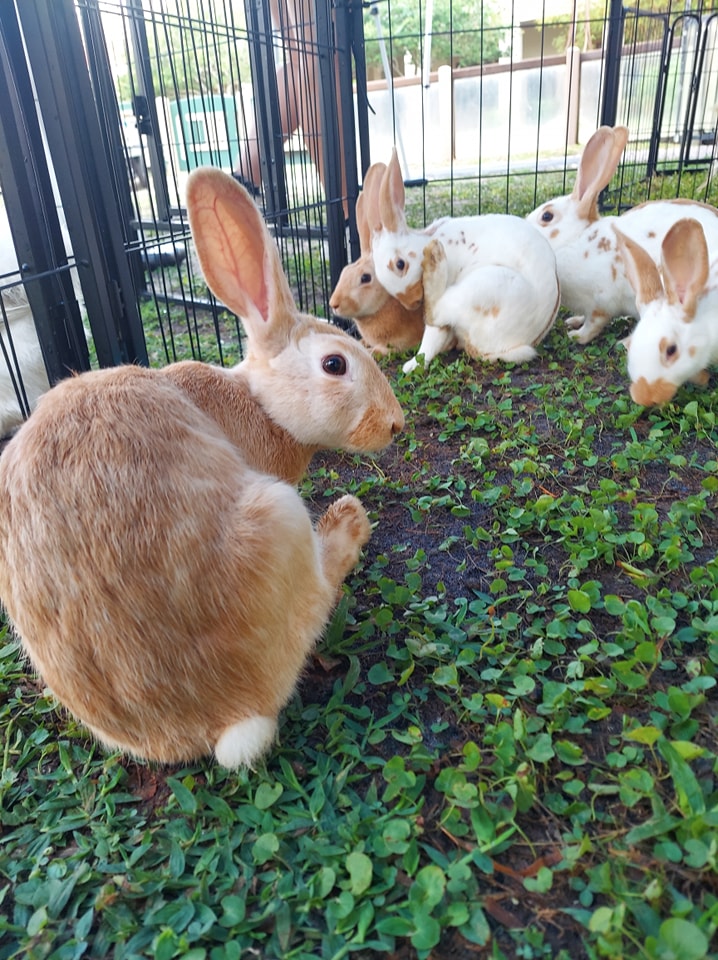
<box><xmin>391</xmin><ymin>409</ymin><xmax>405</xmax><ymax>436</ymax></box>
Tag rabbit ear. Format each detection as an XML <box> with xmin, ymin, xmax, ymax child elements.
<box><xmin>572</xmin><ymin>126</ymin><xmax>629</xmax><ymax>220</ymax></box>
<box><xmin>613</xmin><ymin>225</ymin><xmax>664</xmax><ymax>308</ymax></box>
<box><xmin>356</xmin><ymin>163</ymin><xmax>386</xmax><ymax>253</ymax></box>
<box><xmin>363</xmin><ymin>162</ymin><xmax>387</xmax><ymax>238</ymax></box>
<box><xmin>186</xmin><ymin>168</ymin><xmax>297</xmax><ymax>355</ymax></box>
<box><xmin>360</xmin><ymin>162</ymin><xmax>387</xmax><ymax>242</ymax></box>
<box><xmin>378</xmin><ymin>149</ymin><xmax>407</xmax><ymax>233</ymax></box>
<box><xmin>355</xmin><ymin>191</ymin><xmax>370</xmax><ymax>254</ymax></box>
<box><xmin>660</xmin><ymin>218</ymin><xmax>709</xmax><ymax>321</ymax></box>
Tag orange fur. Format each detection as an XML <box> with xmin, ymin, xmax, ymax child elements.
<box><xmin>0</xmin><ymin>170</ymin><xmax>403</xmax><ymax>768</ymax></box>
<box><xmin>330</xmin><ymin>162</ymin><xmax>424</xmax><ymax>355</ymax></box>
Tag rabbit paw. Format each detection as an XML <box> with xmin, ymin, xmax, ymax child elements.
<box><xmin>403</xmin><ymin>356</ymin><xmax>419</xmax><ymax>374</ymax></box>
<box><xmin>565</xmin><ymin>311</ymin><xmax>608</xmax><ymax>344</ymax></box>
<box><xmin>317</xmin><ymin>494</ymin><xmax>371</xmax><ymax>588</ymax></box>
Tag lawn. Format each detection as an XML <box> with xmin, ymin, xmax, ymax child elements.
<box><xmin>1</xmin><ymin>314</ymin><xmax>717</xmax><ymax>959</ymax></box>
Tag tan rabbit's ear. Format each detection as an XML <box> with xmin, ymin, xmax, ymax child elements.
<box><xmin>613</xmin><ymin>225</ymin><xmax>663</xmax><ymax>308</ymax></box>
<box><xmin>360</xmin><ymin>162</ymin><xmax>387</xmax><ymax>246</ymax></box>
<box><xmin>378</xmin><ymin>149</ymin><xmax>407</xmax><ymax>233</ymax></box>
<box><xmin>572</xmin><ymin>126</ymin><xmax>629</xmax><ymax>220</ymax></box>
<box><xmin>355</xmin><ymin>192</ymin><xmax>370</xmax><ymax>254</ymax></box>
<box><xmin>661</xmin><ymin>218</ymin><xmax>709</xmax><ymax>321</ymax></box>
<box><xmin>186</xmin><ymin>168</ymin><xmax>296</xmax><ymax>354</ymax></box>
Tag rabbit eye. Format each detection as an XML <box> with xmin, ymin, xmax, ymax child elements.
<box><xmin>322</xmin><ymin>354</ymin><xmax>347</xmax><ymax>376</ymax></box>
<box><xmin>395</xmin><ymin>258</ymin><xmax>406</xmax><ymax>272</ymax></box>
<box><xmin>360</xmin><ymin>273</ymin><xmax>372</xmax><ymax>284</ymax></box>
<box><xmin>541</xmin><ymin>210</ymin><xmax>554</xmax><ymax>223</ymax></box>
<box><xmin>666</xmin><ymin>343</ymin><xmax>677</xmax><ymax>358</ymax></box>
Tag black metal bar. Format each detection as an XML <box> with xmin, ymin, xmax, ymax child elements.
<box><xmin>124</xmin><ymin>2</ymin><xmax>173</xmax><ymax>224</ymax></box>
<box><xmin>334</xmin><ymin>0</ymin><xmax>361</xmax><ymax>265</ymax></box>
<box><xmin>599</xmin><ymin>0</ymin><xmax>625</xmax><ymax>129</ymax></box>
<box><xmin>80</xmin><ymin>0</ymin><xmax>146</xmax><ymax>301</ymax></box>
<box><xmin>0</xmin><ymin>0</ymin><xmax>89</xmax><ymax>385</ymax></box>
<box><xmin>16</xmin><ymin>0</ymin><xmax>148</xmax><ymax>368</ymax></box>
<box><xmin>646</xmin><ymin>16</ymin><xmax>673</xmax><ymax>175</ymax></box>
<box><xmin>352</xmin><ymin>0</ymin><xmax>371</xmax><ymax>177</ymax></box>
<box><xmin>680</xmin><ymin>15</ymin><xmax>711</xmax><ymax>168</ymax></box>
<box><xmin>243</xmin><ymin>0</ymin><xmax>289</xmax><ymax>224</ymax></box>
<box><xmin>316</xmin><ymin>0</ymin><xmax>349</xmax><ymax>290</ymax></box>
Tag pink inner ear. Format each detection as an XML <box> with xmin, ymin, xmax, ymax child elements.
<box><xmin>379</xmin><ymin>150</ymin><xmax>406</xmax><ymax>234</ymax></box>
<box><xmin>188</xmin><ymin>171</ymin><xmax>271</xmax><ymax>323</ymax></box>
<box><xmin>614</xmin><ymin>227</ymin><xmax>663</xmax><ymax>306</ymax></box>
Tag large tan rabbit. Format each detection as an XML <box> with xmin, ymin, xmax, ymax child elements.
<box><xmin>329</xmin><ymin>162</ymin><xmax>425</xmax><ymax>355</ymax></box>
<box><xmin>0</xmin><ymin>169</ymin><xmax>404</xmax><ymax>769</ymax></box>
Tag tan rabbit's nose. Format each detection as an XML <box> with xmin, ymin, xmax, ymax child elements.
<box><xmin>391</xmin><ymin>411</ymin><xmax>405</xmax><ymax>436</ymax></box>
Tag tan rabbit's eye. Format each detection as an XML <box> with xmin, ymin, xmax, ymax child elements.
<box><xmin>360</xmin><ymin>273</ymin><xmax>372</xmax><ymax>284</ymax></box>
<box><xmin>322</xmin><ymin>354</ymin><xmax>347</xmax><ymax>376</ymax></box>
<box><xmin>541</xmin><ymin>210</ymin><xmax>554</xmax><ymax>223</ymax></box>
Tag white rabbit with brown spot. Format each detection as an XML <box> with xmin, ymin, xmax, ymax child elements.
<box><xmin>526</xmin><ymin>124</ymin><xmax>718</xmax><ymax>344</ymax></box>
<box><xmin>0</xmin><ymin>169</ymin><xmax>404</xmax><ymax>769</ymax></box>
<box><xmin>371</xmin><ymin>150</ymin><xmax>560</xmax><ymax>374</ymax></box>
<box><xmin>329</xmin><ymin>161</ymin><xmax>425</xmax><ymax>356</ymax></box>
<box><xmin>614</xmin><ymin>217</ymin><xmax>718</xmax><ymax>406</ymax></box>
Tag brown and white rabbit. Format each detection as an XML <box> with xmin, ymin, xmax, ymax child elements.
<box><xmin>526</xmin><ymin>124</ymin><xmax>718</xmax><ymax>344</ymax></box>
<box><xmin>0</xmin><ymin>169</ymin><xmax>404</xmax><ymax>769</ymax></box>
<box><xmin>372</xmin><ymin>150</ymin><xmax>560</xmax><ymax>374</ymax></box>
<box><xmin>329</xmin><ymin>162</ymin><xmax>425</xmax><ymax>355</ymax></box>
<box><xmin>614</xmin><ymin>218</ymin><xmax>718</xmax><ymax>405</ymax></box>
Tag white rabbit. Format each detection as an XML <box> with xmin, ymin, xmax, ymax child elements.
<box><xmin>0</xmin><ymin>169</ymin><xmax>404</xmax><ymax>769</ymax></box>
<box><xmin>329</xmin><ymin>161</ymin><xmax>425</xmax><ymax>356</ymax></box>
<box><xmin>613</xmin><ymin>217</ymin><xmax>718</xmax><ymax>405</ymax></box>
<box><xmin>371</xmin><ymin>150</ymin><xmax>560</xmax><ymax>374</ymax></box>
<box><xmin>526</xmin><ymin>124</ymin><xmax>718</xmax><ymax>344</ymax></box>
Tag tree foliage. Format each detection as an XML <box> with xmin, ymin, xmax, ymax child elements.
<box><xmin>363</xmin><ymin>0</ymin><xmax>507</xmax><ymax>75</ymax></box>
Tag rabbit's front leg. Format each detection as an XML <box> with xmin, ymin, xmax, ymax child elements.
<box><xmin>316</xmin><ymin>494</ymin><xmax>371</xmax><ymax>601</ymax></box>
<box><xmin>403</xmin><ymin>324</ymin><xmax>457</xmax><ymax>373</ymax></box>
<box><xmin>421</xmin><ymin>239</ymin><xmax>450</xmax><ymax>326</ymax></box>
<box><xmin>565</xmin><ymin>309</ymin><xmax>611</xmax><ymax>344</ymax></box>
<box><xmin>402</xmin><ymin>239</ymin><xmax>456</xmax><ymax>373</ymax></box>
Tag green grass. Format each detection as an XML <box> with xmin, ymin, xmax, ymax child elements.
<box><xmin>2</xmin><ymin>166</ymin><xmax>718</xmax><ymax>959</ymax></box>
<box><xmin>403</xmin><ymin>163</ymin><xmax>718</xmax><ymax>224</ymax></box>
<box><xmin>1</xmin><ymin>320</ymin><xmax>717</xmax><ymax>959</ymax></box>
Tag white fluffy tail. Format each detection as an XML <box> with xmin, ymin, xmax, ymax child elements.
<box><xmin>215</xmin><ymin>715</ymin><xmax>278</xmax><ymax>769</ymax></box>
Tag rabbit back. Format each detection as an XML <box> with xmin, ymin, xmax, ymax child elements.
<box><xmin>415</xmin><ymin>216</ymin><xmax>559</xmax><ymax>362</ymax></box>
<box><xmin>0</xmin><ymin>365</ymin><xmax>351</xmax><ymax>764</ymax></box>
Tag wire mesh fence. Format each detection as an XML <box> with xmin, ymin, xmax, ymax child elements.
<box><xmin>1</xmin><ymin>0</ymin><xmax>718</xmax><ymax>434</ymax></box>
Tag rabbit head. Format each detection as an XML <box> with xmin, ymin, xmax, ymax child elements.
<box><xmin>614</xmin><ymin>218</ymin><xmax>717</xmax><ymax>405</ymax></box>
<box><xmin>330</xmin><ymin>162</ymin><xmax>390</xmax><ymax>320</ymax></box>
<box><xmin>184</xmin><ymin>169</ymin><xmax>404</xmax><ymax>462</ymax></box>
<box><xmin>371</xmin><ymin>150</ymin><xmax>428</xmax><ymax>311</ymax></box>
<box><xmin>329</xmin><ymin>162</ymin><xmax>424</xmax><ymax>354</ymax></box>
<box><xmin>526</xmin><ymin>125</ymin><xmax>629</xmax><ymax>248</ymax></box>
